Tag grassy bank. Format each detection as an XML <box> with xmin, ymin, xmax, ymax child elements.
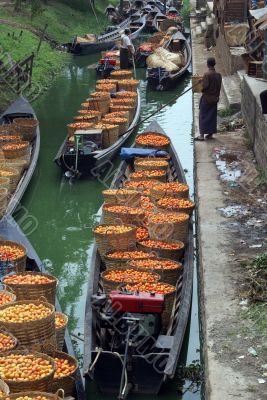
<box><xmin>0</xmin><ymin>0</ymin><xmax>116</xmax><ymax>42</ymax></box>
<box><xmin>0</xmin><ymin>0</ymin><xmax>115</xmax><ymax>111</ymax></box>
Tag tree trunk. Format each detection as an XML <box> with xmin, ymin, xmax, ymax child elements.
<box><xmin>14</xmin><ymin>0</ymin><xmax>22</xmax><ymax>12</ymax></box>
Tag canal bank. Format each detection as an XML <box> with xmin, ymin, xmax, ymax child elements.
<box><xmin>191</xmin><ymin>10</ymin><xmax>267</xmax><ymax>400</ymax></box>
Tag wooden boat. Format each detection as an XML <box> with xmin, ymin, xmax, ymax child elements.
<box><xmin>147</xmin><ymin>31</ymin><xmax>191</xmax><ymax>90</ymax></box>
<box><xmin>70</xmin><ymin>16</ymin><xmax>146</xmax><ymax>56</ymax></box>
<box><xmin>83</xmin><ymin>120</ymin><xmax>194</xmax><ymax>398</ymax></box>
<box><xmin>152</xmin><ymin>11</ymin><xmax>168</xmax><ymax>31</ymax></box>
<box><xmin>0</xmin><ymin>215</ymin><xmax>85</xmax><ymax>400</ymax></box>
<box><xmin>54</xmin><ymin>90</ymin><xmax>141</xmax><ymax>177</ymax></box>
<box><xmin>0</xmin><ymin>96</ymin><xmax>40</xmax><ymax>220</ymax></box>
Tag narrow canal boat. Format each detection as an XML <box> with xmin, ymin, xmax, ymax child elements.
<box><xmin>54</xmin><ymin>89</ymin><xmax>141</xmax><ymax>178</ymax></box>
<box><xmin>0</xmin><ymin>96</ymin><xmax>40</xmax><ymax>220</ymax></box>
<box><xmin>70</xmin><ymin>15</ymin><xmax>146</xmax><ymax>56</ymax></box>
<box><xmin>0</xmin><ymin>215</ymin><xmax>85</xmax><ymax>400</ymax></box>
<box><xmin>147</xmin><ymin>31</ymin><xmax>191</xmax><ymax>90</ymax></box>
<box><xmin>83</xmin><ymin>120</ymin><xmax>194</xmax><ymax>398</ymax></box>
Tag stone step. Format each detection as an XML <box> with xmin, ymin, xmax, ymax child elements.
<box><xmin>222</xmin><ymin>74</ymin><xmax>241</xmax><ymax>111</ymax></box>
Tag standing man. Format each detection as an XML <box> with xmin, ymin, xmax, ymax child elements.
<box><xmin>195</xmin><ymin>57</ymin><xmax>222</xmax><ymax>141</ymax></box>
<box><xmin>120</xmin><ymin>28</ymin><xmax>135</xmax><ymax>69</ymax></box>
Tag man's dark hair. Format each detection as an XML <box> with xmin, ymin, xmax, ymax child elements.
<box><xmin>124</xmin><ymin>28</ymin><xmax>131</xmax><ymax>35</ymax></box>
<box><xmin>207</xmin><ymin>57</ymin><xmax>216</xmax><ymax>67</ymax></box>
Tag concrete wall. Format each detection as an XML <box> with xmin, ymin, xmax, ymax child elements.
<box><xmin>241</xmin><ymin>76</ymin><xmax>267</xmax><ymax>172</ymax></box>
<box><xmin>216</xmin><ymin>29</ymin><xmax>245</xmax><ymax>74</ymax></box>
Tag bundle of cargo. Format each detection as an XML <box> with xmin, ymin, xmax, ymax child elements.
<box><xmin>147</xmin><ymin>212</ymin><xmax>189</xmax><ymax>243</ymax></box>
<box><xmin>111</xmin><ymin>98</ymin><xmax>136</xmax><ymax>107</ymax></box>
<box><xmin>109</xmin><ymin>105</ymin><xmax>135</xmax><ymax>123</ymax></box>
<box><xmin>117</xmin><ymin>79</ymin><xmax>139</xmax><ymax>92</ymax></box>
<box><xmin>116</xmin><ymin>91</ymin><xmax>138</xmax><ymax>105</ymax></box>
<box><xmin>150</xmin><ymin>182</ymin><xmax>189</xmax><ymax>201</ymax></box>
<box><xmin>134</xmin><ymin>158</ymin><xmax>169</xmax><ymax>171</ymax></box>
<box><xmin>135</xmin><ymin>131</ymin><xmax>171</xmax><ymax>151</ymax></box>
<box><xmin>103</xmin><ymin>204</ymin><xmax>146</xmax><ymax>226</ymax></box>
<box><xmin>146</xmin><ymin>47</ymin><xmax>184</xmax><ymax>72</ymax></box>
<box><xmin>137</xmin><ymin>238</ymin><xmax>184</xmax><ymax>260</ymax></box>
<box><xmin>156</xmin><ymin>197</ymin><xmax>195</xmax><ymax>215</ymax></box>
<box><xmin>50</xmin><ymin>351</ymin><xmax>78</xmax><ymax>395</ymax></box>
<box><xmin>129</xmin><ymin>169</ymin><xmax>166</xmax><ymax>182</ymax></box>
<box><xmin>104</xmin><ymin>110</ymin><xmax>130</xmax><ymax>123</ymax></box>
<box><xmin>96</xmin><ymin>82</ymin><xmax>117</xmax><ymax>93</ymax></box>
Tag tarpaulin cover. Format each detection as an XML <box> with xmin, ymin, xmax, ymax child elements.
<box><xmin>120</xmin><ymin>147</ymin><xmax>168</xmax><ymax>160</ymax></box>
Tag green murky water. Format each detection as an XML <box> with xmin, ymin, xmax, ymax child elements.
<box><xmin>16</xmin><ymin>53</ymin><xmax>202</xmax><ymax>399</ymax></box>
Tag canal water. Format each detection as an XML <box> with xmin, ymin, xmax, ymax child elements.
<box><xmin>16</xmin><ymin>53</ymin><xmax>202</xmax><ymax>399</ymax></box>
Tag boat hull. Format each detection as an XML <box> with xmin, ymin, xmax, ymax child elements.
<box><xmin>72</xmin><ymin>40</ymin><xmax>116</xmax><ymax>56</ymax></box>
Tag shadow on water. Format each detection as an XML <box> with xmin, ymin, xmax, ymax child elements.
<box><xmin>15</xmin><ymin>53</ymin><xmax>202</xmax><ymax>399</ymax></box>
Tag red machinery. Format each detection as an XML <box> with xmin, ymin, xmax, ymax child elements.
<box><xmin>109</xmin><ymin>290</ymin><xmax>164</xmax><ymax>313</ymax></box>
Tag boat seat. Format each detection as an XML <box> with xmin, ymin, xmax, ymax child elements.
<box><xmin>155</xmin><ymin>335</ymin><xmax>174</xmax><ymax>349</ymax></box>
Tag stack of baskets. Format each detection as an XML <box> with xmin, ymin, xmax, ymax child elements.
<box><xmin>91</xmin><ymin>124</ymin><xmax>196</xmax><ymax>332</ymax></box>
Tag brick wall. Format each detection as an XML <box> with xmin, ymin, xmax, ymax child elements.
<box><xmin>241</xmin><ymin>76</ymin><xmax>267</xmax><ymax>172</ymax></box>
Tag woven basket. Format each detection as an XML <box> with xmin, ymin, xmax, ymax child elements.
<box><xmin>117</xmin><ymin>80</ymin><xmax>139</xmax><ymax>92</ymax></box>
<box><xmin>0</xmin><ymin>327</ymin><xmax>18</xmax><ymax>353</ymax></box>
<box><xmin>67</xmin><ymin>122</ymin><xmax>93</xmax><ymax>136</ymax></box>
<box><xmin>94</xmin><ymin>124</ymin><xmax>119</xmax><ymax>149</ymax></box>
<box><xmin>0</xmin><ymin>125</ymin><xmax>17</xmax><ymax>135</ymax></box>
<box><xmin>0</xmin><ymin>166</ymin><xmax>20</xmax><ymax>193</ymax></box>
<box><xmin>1</xmin><ymin>390</ymin><xmax>65</xmax><ymax>400</ymax></box>
<box><xmin>129</xmin><ymin>170</ymin><xmax>166</xmax><ymax>183</ymax></box>
<box><xmin>13</xmin><ymin>118</ymin><xmax>39</xmax><ymax>142</ymax></box>
<box><xmin>102</xmin><ymin>117</ymin><xmax>128</xmax><ymax>136</ymax></box>
<box><xmin>4</xmin><ymin>158</ymin><xmax>28</xmax><ymax>175</ymax></box>
<box><xmin>0</xmin><ymin>299</ymin><xmax>56</xmax><ymax>353</ymax></box>
<box><xmin>109</xmin><ymin>106</ymin><xmax>135</xmax><ymax>123</ymax></box>
<box><xmin>147</xmin><ymin>212</ymin><xmax>189</xmax><ymax>243</ymax></box>
<box><xmin>0</xmin><ymin>378</ymin><xmax>10</xmax><ymax>396</ymax></box>
<box><xmin>0</xmin><ymin>286</ymin><xmax>17</xmax><ymax>307</ymax></box>
<box><xmin>104</xmin><ymin>251</ymin><xmax>156</xmax><ymax>270</ymax></box>
<box><xmin>123</xmin><ymin>179</ymin><xmax>160</xmax><ymax>195</ymax></box>
<box><xmin>137</xmin><ymin>239</ymin><xmax>184</xmax><ymax>261</ymax></box>
<box><xmin>77</xmin><ymin>110</ymin><xmax>102</xmax><ymax>119</ymax></box>
<box><xmin>2</xmin><ymin>141</ymin><xmax>29</xmax><ymax>159</ymax></box>
<box><xmin>0</xmin><ymin>351</ymin><xmax>55</xmax><ymax>393</ymax></box>
<box><xmin>2</xmin><ymin>272</ymin><xmax>58</xmax><ymax>305</ymax></box>
<box><xmin>157</xmin><ymin>199</ymin><xmax>195</xmax><ymax>216</ymax></box>
<box><xmin>50</xmin><ymin>351</ymin><xmax>78</xmax><ymax>396</ymax></box>
<box><xmin>81</xmin><ymin>99</ymin><xmax>110</xmax><ymax>116</ymax></box>
<box><xmin>134</xmin><ymin>159</ymin><xmax>169</xmax><ymax>172</ymax></box>
<box><xmin>90</xmin><ymin>91</ymin><xmax>111</xmax><ymax>101</ymax></box>
<box><xmin>103</xmin><ymin>203</ymin><xmax>146</xmax><ymax>226</ymax></box>
<box><xmin>105</xmin><ymin>111</ymin><xmax>130</xmax><ymax>124</ymax></box>
<box><xmin>127</xmin><ymin>257</ymin><xmax>183</xmax><ymax>285</ymax></box>
<box><xmin>0</xmin><ymin>187</ymin><xmax>8</xmax><ymax>212</ymax></box>
<box><xmin>101</xmin><ymin>267</ymin><xmax>160</xmax><ymax>295</ymax></box>
<box><xmin>0</xmin><ymin>240</ymin><xmax>27</xmax><ymax>278</ymax></box>
<box><xmin>93</xmin><ymin>224</ymin><xmax>137</xmax><ymax>260</ymax></box>
<box><xmin>110</xmin><ymin>98</ymin><xmax>136</xmax><ymax>107</ymax></box>
<box><xmin>135</xmin><ymin>132</ymin><xmax>170</xmax><ymax>151</ymax></box>
<box><xmin>96</xmin><ymin>83</ymin><xmax>117</xmax><ymax>93</ymax></box>
<box><xmin>150</xmin><ymin>184</ymin><xmax>189</xmax><ymax>202</ymax></box>
<box><xmin>110</xmin><ymin>70</ymin><xmax>133</xmax><ymax>80</ymax></box>
<box><xmin>116</xmin><ymin>91</ymin><xmax>138</xmax><ymax>104</ymax></box>
<box><xmin>97</xmin><ymin>79</ymin><xmax>118</xmax><ymax>86</ymax></box>
<box><xmin>73</xmin><ymin>115</ymin><xmax>100</xmax><ymax>124</ymax></box>
<box><xmin>55</xmin><ymin>312</ymin><xmax>68</xmax><ymax>351</ymax></box>
<box><xmin>102</xmin><ymin>189</ymin><xmax>141</xmax><ymax>206</ymax></box>
<box><xmin>0</xmin><ymin>176</ymin><xmax>11</xmax><ymax>192</ymax></box>
<box><xmin>0</xmin><ymin>135</ymin><xmax>21</xmax><ymax>148</ymax></box>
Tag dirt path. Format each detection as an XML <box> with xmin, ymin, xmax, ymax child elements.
<box><xmin>0</xmin><ymin>18</ymin><xmax>60</xmax><ymax>47</ymax></box>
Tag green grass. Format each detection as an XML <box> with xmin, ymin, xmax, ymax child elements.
<box><xmin>0</xmin><ymin>24</ymin><xmax>67</xmax><ymax>111</ymax></box>
<box><xmin>0</xmin><ymin>0</ymin><xmax>115</xmax><ymax>42</ymax></box>
<box><xmin>218</xmin><ymin>107</ymin><xmax>236</xmax><ymax>118</ymax></box>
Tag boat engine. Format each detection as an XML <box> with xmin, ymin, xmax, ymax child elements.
<box><xmin>96</xmin><ymin>57</ymin><xmax>117</xmax><ymax>78</ymax></box>
<box><xmin>93</xmin><ymin>289</ymin><xmax>164</xmax><ymax>352</ymax></box>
